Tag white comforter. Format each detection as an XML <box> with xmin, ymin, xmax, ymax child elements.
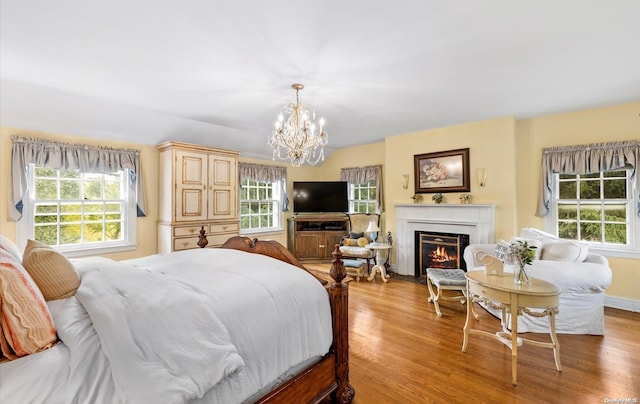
<box><xmin>0</xmin><ymin>248</ymin><xmax>333</xmax><ymax>404</ymax></box>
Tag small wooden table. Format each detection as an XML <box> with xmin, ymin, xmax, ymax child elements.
<box><xmin>366</xmin><ymin>244</ymin><xmax>392</xmax><ymax>282</ymax></box>
<box><xmin>462</xmin><ymin>271</ymin><xmax>561</xmax><ymax>385</ymax></box>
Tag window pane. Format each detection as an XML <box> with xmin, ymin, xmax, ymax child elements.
<box><xmin>34</xmin><ymin>226</ymin><xmax>57</xmax><ymax>244</ymax></box>
<box><xmin>35</xmin><ymin>214</ymin><xmax>57</xmax><ymax>224</ymax></box>
<box><xmin>60</xmin><ymin>224</ymin><xmax>81</xmax><ymax>244</ymax></box>
<box><xmin>60</xmin><ymin>170</ymin><xmax>80</xmax><ymax>179</ymax></box>
<box><xmin>105</xmin><ymin>223</ymin><xmax>122</xmax><ymax>241</ymax></box>
<box><xmin>60</xmin><ymin>180</ymin><xmax>81</xmax><ymax>200</ymax></box>
<box><xmin>579</xmin><ymin>180</ymin><xmax>600</xmax><ymax>199</ymax></box>
<box><xmin>604</xmin><ymin>205</ymin><xmax>626</xmax><ymax>222</ymax></box>
<box><xmin>603</xmin><ymin>170</ymin><xmax>626</xmax><ymax>178</ymax></box>
<box><xmin>558</xmin><ymin>182</ymin><xmax>576</xmax><ymax>199</ymax></box>
<box><xmin>36</xmin><ymin>179</ymin><xmax>58</xmax><ymax>199</ymax></box>
<box><xmin>559</xmin><ymin>174</ymin><xmax>576</xmax><ymax>180</ymax></box>
<box><xmin>579</xmin><ymin>204</ymin><xmax>601</xmax><ymax>221</ymax></box>
<box><xmin>84</xmin><ymin>224</ymin><xmax>104</xmax><ymax>242</ymax></box>
<box><xmin>61</xmin><ymin>204</ymin><xmax>81</xmax><ymax>213</ymax></box>
<box><xmin>580</xmin><ymin>222</ymin><xmax>601</xmax><ymax>242</ymax></box>
<box><xmin>558</xmin><ymin>222</ymin><xmax>578</xmax><ymax>239</ymax></box>
<box><xmin>582</xmin><ymin>173</ymin><xmax>600</xmax><ymax>179</ymax></box>
<box><xmin>36</xmin><ymin>167</ymin><xmax>57</xmax><ymax>177</ymax></box>
<box><xmin>84</xmin><ymin>180</ymin><xmax>103</xmax><ymax>199</ymax></box>
<box><xmin>604</xmin><ymin>223</ymin><xmax>626</xmax><ymax>244</ymax></box>
<box><xmin>104</xmin><ymin>182</ymin><xmax>121</xmax><ymax>200</ymax></box>
<box><xmin>36</xmin><ymin>204</ymin><xmax>58</xmax><ymax>214</ymax></box>
<box><xmin>603</xmin><ymin>179</ymin><xmax>626</xmax><ymax>199</ymax></box>
<box><xmin>241</xmin><ymin>216</ymin><xmax>250</xmax><ymax>228</ymax></box>
<box><xmin>60</xmin><ymin>213</ymin><xmax>81</xmax><ymax>223</ymax></box>
<box><xmin>558</xmin><ymin>205</ymin><xmax>577</xmax><ymax>220</ymax></box>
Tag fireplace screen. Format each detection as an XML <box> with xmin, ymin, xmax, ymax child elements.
<box><xmin>415</xmin><ymin>231</ymin><xmax>470</xmax><ymax>276</ymax></box>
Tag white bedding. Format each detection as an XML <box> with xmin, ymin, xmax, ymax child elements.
<box><xmin>0</xmin><ymin>248</ymin><xmax>333</xmax><ymax>404</ymax></box>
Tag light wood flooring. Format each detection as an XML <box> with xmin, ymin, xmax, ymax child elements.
<box><xmin>307</xmin><ymin>263</ymin><xmax>640</xmax><ymax>403</ymax></box>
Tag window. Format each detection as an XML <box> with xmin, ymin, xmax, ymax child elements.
<box><xmin>349</xmin><ymin>180</ymin><xmax>378</xmax><ymax>213</ymax></box>
<box><xmin>240</xmin><ymin>179</ymin><xmax>283</xmax><ymax>233</ymax></box>
<box><xmin>546</xmin><ymin>168</ymin><xmax>638</xmax><ymax>256</ymax></box>
<box><xmin>17</xmin><ymin>164</ymin><xmax>137</xmax><ymax>256</ymax></box>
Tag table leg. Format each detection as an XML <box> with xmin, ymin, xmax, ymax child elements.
<box><xmin>510</xmin><ymin>294</ymin><xmax>518</xmax><ymax>386</ymax></box>
<box><xmin>549</xmin><ymin>311</ymin><xmax>562</xmax><ymax>372</ymax></box>
<box><xmin>462</xmin><ymin>281</ymin><xmax>471</xmax><ymax>352</ymax></box>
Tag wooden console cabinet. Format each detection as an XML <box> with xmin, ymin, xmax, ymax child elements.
<box><xmin>287</xmin><ymin>214</ymin><xmax>348</xmax><ymax>261</ymax></box>
<box><xmin>157</xmin><ymin>141</ymin><xmax>239</xmax><ymax>253</ymax></box>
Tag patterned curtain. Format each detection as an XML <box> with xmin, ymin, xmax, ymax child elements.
<box><xmin>238</xmin><ymin>162</ymin><xmax>289</xmax><ymax>211</ymax></box>
<box><xmin>340</xmin><ymin>164</ymin><xmax>384</xmax><ymax>213</ymax></box>
<box><xmin>10</xmin><ymin>136</ymin><xmax>147</xmax><ymax>220</ymax></box>
<box><xmin>537</xmin><ymin>140</ymin><xmax>640</xmax><ymax>217</ymax></box>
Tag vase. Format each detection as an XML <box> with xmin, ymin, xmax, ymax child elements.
<box><xmin>513</xmin><ymin>263</ymin><xmax>531</xmax><ymax>286</ymax></box>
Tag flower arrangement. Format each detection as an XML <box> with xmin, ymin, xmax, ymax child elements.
<box><xmin>422</xmin><ymin>162</ymin><xmax>448</xmax><ymax>183</ymax></box>
<box><xmin>509</xmin><ymin>240</ymin><xmax>537</xmax><ymax>285</ymax></box>
<box><xmin>459</xmin><ymin>194</ymin><xmax>471</xmax><ymax>204</ymax></box>
<box><xmin>432</xmin><ymin>193</ymin><xmax>444</xmax><ymax>204</ymax></box>
<box><xmin>410</xmin><ymin>194</ymin><xmax>423</xmax><ymax>203</ymax></box>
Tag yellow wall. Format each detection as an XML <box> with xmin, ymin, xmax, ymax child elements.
<box><xmin>2</xmin><ymin>101</ymin><xmax>638</xmax><ymax>303</ymax></box>
<box><xmin>0</xmin><ymin>128</ymin><xmax>159</xmax><ymax>260</ymax></box>
<box><xmin>514</xmin><ymin>102</ymin><xmax>640</xmax><ymax>301</ymax></box>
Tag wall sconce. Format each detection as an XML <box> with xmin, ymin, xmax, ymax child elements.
<box><xmin>402</xmin><ymin>173</ymin><xmax>409</xmax><ymax>189</ymax></box>
<box><xmin>477</xmin><ymin>168</ymin><xmax>487</xmax><ymax>187</ymax></box>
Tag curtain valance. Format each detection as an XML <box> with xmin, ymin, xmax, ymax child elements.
<box><xmin>537</xmin><ymin>140</ymin><xmax>639</xmax><ymax>217</ymax></box>
<box><xmin>238</xmin><ymin>162</ymin><xmax>289</xmax><ymax>211</ymax></box>
<box><xmin>10</xmin><ymin>136</ymin><xmax>147</xmax><ymax>220</ymax></box>
<box><xmin>340</xmin><ymin>164</ymin><xmax>384</xmax><ymax>213</ymax></box>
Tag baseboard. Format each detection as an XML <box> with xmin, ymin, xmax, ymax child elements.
<box><xmin>604</xmin><ymin>295</ymin><xmax>640</xmax><ymax>312</ymax></box>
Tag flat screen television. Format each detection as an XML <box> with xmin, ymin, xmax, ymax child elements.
<box><xmin>293</xmin><ymin>181</ymin><xmax>348</xmax><ymax>214</ymax></box>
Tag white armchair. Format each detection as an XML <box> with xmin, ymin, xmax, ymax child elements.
<box><xmin>463</xmin><ymin>228</ymin><xmax>612</xmax><ymax>335</ymax></box>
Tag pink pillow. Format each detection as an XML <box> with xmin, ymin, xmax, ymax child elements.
<box><xmin>0</xmin><ymin>248</ymin><xmax>57</xmax><ymax>360</ymax></box>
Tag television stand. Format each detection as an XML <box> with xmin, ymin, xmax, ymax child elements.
<box><xmin>287</xmin><ymin>214</ymin><xmax>349</xmax><ymax>261</ymax></box>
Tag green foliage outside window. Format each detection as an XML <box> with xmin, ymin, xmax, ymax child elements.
<box><xmin>32</xmin><ymin>166</ymin><xmax>125</xmax><ymax>246</ymax></box>
<box><xmin>556</xmin><ymin>170</ymin><xmax>629</xmax><ymax>245</ymax></box>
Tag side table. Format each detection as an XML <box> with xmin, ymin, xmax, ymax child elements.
<box><xmin>366</xmin><ymin>244</ymin><xmax>392</xmax><ymax>282</ymax></box>
<box><xmin>462</xmin><ymin>271</ymin><xmax>561</xmax><ymax>385</ymax></box>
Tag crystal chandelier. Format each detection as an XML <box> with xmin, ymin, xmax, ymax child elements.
<box><xmin>268</xmin><ymin>84</ymin><xmax>328</xmax><ymax>167</ymax></box>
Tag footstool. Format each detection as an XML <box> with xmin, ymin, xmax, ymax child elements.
<box><xmin>426</xmin><ymin>268</ymin><xmax>468</xmax><ymax>317</ymax></box>
<box><xmin>343</xmin><ymin>259</ymin><xmax>365</xmax><ymax>282</ymax></box>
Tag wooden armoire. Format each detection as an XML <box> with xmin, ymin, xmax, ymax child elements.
<box><xmin>157</xmin><ymin>141</ymin><xmax>239</xmax><ymax>253</ymax></box>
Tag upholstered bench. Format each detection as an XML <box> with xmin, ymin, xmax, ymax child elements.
<box><xmin>343</xmin><ymin>259</ymin><xmax>365</xmax><ymax>282</ymax></box>
<box><xmin>426</xmin><ymin>268</ymin><xmax>468</xmax><ymax>317</ymax></box>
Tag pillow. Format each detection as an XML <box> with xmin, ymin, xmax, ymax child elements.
<box><xmin>344</xmin><ymin>238</ymin><xmax>359</xmax><ymax>246</ymax></box>
<box><xmin>0</xmin><ymin>248</ymin><xmax>57</xmax><ymax>360</ymax></box>
<box><xmin>541</xmin><ymin>241</ymin><xmax>589</xmax><ymax>262</ymax></box>
<box><xmin>22</xmin><ymin>240</ymin><xmax>80</xmax><ymax>301</ymax></box>
<box><xmin>349</xmin><ymin>232</ymin><xmax>364</xmax><ymax>240</ymax></box>
<box><xmin>357</xmin><ymin>237</ymin><xmax>369</xmax><ymax>247</ymax></box>
<box><xmin>0</xmin><ymin>235</ymin><xmax>23</xmax><ymax>262</ymax></box>
<box><xmin>493</xmin><ymin>239</ymin><xmax>511</xmax><ymax>262</ymax></box>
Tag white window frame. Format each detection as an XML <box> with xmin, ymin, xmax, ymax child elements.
<box><xmin>239</xmin><ymin>179</ymin><xmax>283</xmax><ymax>235</ymax></box>
<box><xmin>348</xmin><ymin>180</ymin><xmax>378</xmax><ymax>213</ymax></box>
<box><xmin>17</xmin><ymin>164</ymin><xmax>137</xmax><ymax>257</ymax></box>
<box><xmin>544</xmin><ymin>169</ymin><xmax>640</xmax><ymax>258</ymax></box>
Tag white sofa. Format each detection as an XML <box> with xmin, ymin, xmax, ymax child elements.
<box><xmin>463</xmin><ymin>228</ymin><xmax>612</xmax><ymax>335</ymax></box>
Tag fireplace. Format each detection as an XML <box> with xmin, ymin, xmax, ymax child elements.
<box><xmin>394</xmin><ymin>203</ymin><xmax>495</xmax><ymax>276</ymax></box>
<box><xmin>415</xmin><ymin>231</ymin><xmax>470</xmax><ymax>276</ymax></box>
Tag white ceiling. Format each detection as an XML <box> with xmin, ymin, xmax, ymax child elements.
<box><xmin>1</xmin><ymin>0</ymin><xmax>639</xmax><ymax>161</ymax></box>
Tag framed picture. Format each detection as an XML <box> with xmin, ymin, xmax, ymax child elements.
<box><xmin>414</xmin><ymin>148</ymin><xmax>470</xmax><ymax>193</ymax></box>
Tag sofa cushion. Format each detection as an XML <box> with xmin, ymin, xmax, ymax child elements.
<box><xmin>0</xmin><ymin>235</ymin><xmax>23</xmax><ymax>262</ymax></box>
<box><xmin>510</xmin><ymin>237</ymin><xmax>543</xmax><ymax>260</ymax></box>
<box><xmin>493</xmin><ymin>240</ymin><xmax>511</xmax><ymax>262</ymax></box>
<box><xmin>357</xmin><ymin>237</ymin><xmax>369</xmax><ymax>247</ymax></box>
<box><xmin>541</xmin><ymin>241</ymin><xmax>589</xmax><ymax>262</ymax></box>
<box><xmin>344</xmin><ymin>238</ymin><xmax>359</xmax><ymax>246</ymax></box>
<box><xmin>519</xmin><ymin>227</ymin><xmax>558</xmax><ymax>243</ymax></box>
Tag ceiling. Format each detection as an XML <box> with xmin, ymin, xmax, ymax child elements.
<box><xmin>1</xmin><ymin>1</ymin><xmax>639</xmax><ymax>161</ymax></box>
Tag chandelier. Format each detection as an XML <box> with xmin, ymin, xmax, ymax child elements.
<box><xmin>268</xmin><ymin>84</ymin><xmax>328</xmax><ymax>167</ymax></box>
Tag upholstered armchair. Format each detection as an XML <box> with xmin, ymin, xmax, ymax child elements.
<box><xmin>339</xmin><ymin>213</ymin><xmax>380</xmax><ymax>271</ymax></box>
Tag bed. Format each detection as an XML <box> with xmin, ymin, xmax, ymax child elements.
<box><xmin>0</xmin><ymin>235</ymin><xmax>354</xmax><ymax>403</ymax></box>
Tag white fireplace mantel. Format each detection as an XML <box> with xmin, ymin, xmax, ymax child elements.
<box><xmin>394</xmin><ymin>203</ymin><xmax>496</xmax><ymax>275</ymax></box>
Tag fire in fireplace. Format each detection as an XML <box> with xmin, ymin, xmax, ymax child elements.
<box><xmin>415</xmin><ymin>231</ymin><xmax>470</xmax><ymax>276</ymax></box>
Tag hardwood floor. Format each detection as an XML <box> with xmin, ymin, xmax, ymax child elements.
<box><xmin>308</xmin><ymin>264</ymin><xmax>640</xmax><ymax>403</ymax></box>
